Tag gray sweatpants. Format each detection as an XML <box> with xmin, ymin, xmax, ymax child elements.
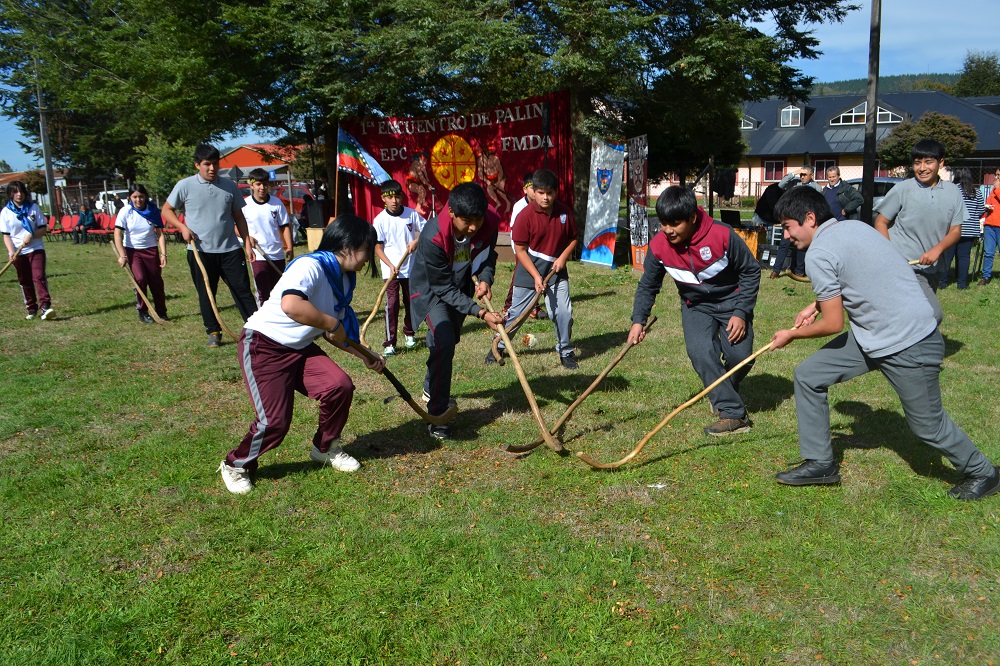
<box><xmin>794</xmin><ymin>328</ymin><xmax>992</xmax><ymax>476</ymax></box>
<box><xmin>914</xmin><ymin>270</ymin><xmax>943</xmax><ymax>325</ymax></box>
<box><xmin>498</xmin><ymin>276</ymin><xmax>574</xmax><ymax>357</ymax></box>
<box><xmin>680</xmin><ymin>301</ymin><xmax>754</xmax><ymax>420</ymax></box>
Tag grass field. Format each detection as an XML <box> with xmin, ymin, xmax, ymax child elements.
<box><xmin>2</xmin><ymin>239</ymin><xmax>999</xmax><ymax>665</ymax></box>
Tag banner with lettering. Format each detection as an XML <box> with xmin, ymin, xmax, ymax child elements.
<box><xmin>581</xmin><ymin>138</ymin><xmax>624</xmax><ymax>268</ymax></box>
<box><xmin>626</xmin><ymin>135</ymin><xmax>649</xmax><ymax>270</ymax></box>
<box><xmin>341</xmin><ymin>91</ymin><xmax>572</xmax><ymax>231</ymax></box>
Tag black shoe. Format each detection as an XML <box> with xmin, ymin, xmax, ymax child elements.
<box><xmin>138</xmin><ymin>312</ymin><xmax>155</xmax><ymax>324</ymax></box>
<box><xmin>560</xmin><ymin>353</ymin><xmax>579</xmax><ymax>370</ymax></box>
<box><xmin>978</xmin><ymin>278</ymin><xmax>991</xmax><ymax>286</ymax></box>
<box><xmin>207</xmin><ymin>332</ymin><xmax>222</xmax><ymax>347</ymax></box>
<box><xmin>484</xmin><ymin>350</ymin><xmax>498</xmax><ymax>365</ymax></box>
<box><xmin>776</xmin><ymin>459</ymin><xmax>841</xmax><ymax>486</ymax></box>
<box><xmin>157</xmin><ymin>313</ymin><xmax>169</xmax><ymax>321</ymax></box>
<box><xmin>948</xmin><ymin>466</ymin><xmax>1000</xmax><ymax>501</ymax></box>
<box><xmin>427</xmin><ymin>423</ymin><xmax>452</xmax><ymax>440</ymax></box>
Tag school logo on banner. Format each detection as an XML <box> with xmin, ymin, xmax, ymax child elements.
<box><xmin>596</xmin><ymin>168</ymin><xmax>614</xmax><ymax>195</ymax></box>
<box><xmin>700</xmin><ymin>246</ymin><xmax>712</xmax><ymax>261</ymax></box>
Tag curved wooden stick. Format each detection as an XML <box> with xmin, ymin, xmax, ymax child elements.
<box><xmin>491</xmin><ymin>268</ymin><xmax>556</xmax><ymax>366</ymax></box>
<box><xmin>576</xmin><ymin>336</ymin><xmax>780</xmax><ymax>470</ymax></box>
<box><xmin>505</xmin><ymin>315</ymin><xmax>657</xmax><ymax>454</ymax></box>
<box><xmin>343</xmin><ymin>339</ymin><xmax>457</xmax><ymax>425</ymax></box>
<box><xmin>110</xmin><ymin>244</ymin><xmax>168</xmax><ymax>325</ymax></box>
<box><xmin>190</xmin><ymin>241</ymin><xmax>239</xmax><ymax>342</ymax></box>
<box><xmin>475</xmin><ymin>277</ymin><xmax>563</xmax><ymax>452</ymax></box>
<box><xmin>360</xmin><ymin>248</ymin><xmax>412</xmax><ymax>349</ymax></box>
<box><xmin>250</xmin><ymin>237</ymin><xmax>286</xmax><ymax>275</ymax></box>
<box><xmin>0</xmin><ymin>245</ymin><xmax>21</xmax><ymax>279</ymax></box>
<box><xmin>775</xmin><ymin>270</ymin><xmax>810</xmax><ymax>283</ymax></box>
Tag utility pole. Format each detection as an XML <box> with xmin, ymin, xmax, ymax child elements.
<box><xmin>861</xmin><ymin>0</ymin><xmax>881</xmax><ymax>224</ymax></box>
<box><xmin>34</xmin><ymin>57</ymin><xmax>56</xmax><ymax>214</ymax></box>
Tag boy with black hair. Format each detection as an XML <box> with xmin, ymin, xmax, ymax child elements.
<box><xmin>372</xmin><ymin>179</ymin><xmax>426</xmax><ymax>354</ymax></box>
<box><xmin>244</xmin><ymin>168</ymin><xmax>293</xmax><ymax>306</ymax></box>
<box><xmin>874</xmin><ymin>138</ymin><xmax>965</xmax><ymax>323</ymax></box>
<box><xmin>770</xmin><ymin>186</ymin><xmax>998</xmax><ymax>500</ymax></box>
<box><xmin>409</xmin><ymin>182</ymin><xmax>503</xmax><ymax>439</ymax></box>
<box><xmin>628</xmin><ymin>186</ymin><xmax>760</xmax><ymax>436</ymax></box>
<box><xmin>489</xmin><ymin>168</ymin><xmax>577</xmax><ymax>368</ymax></box>
<box><xmin>162</xmin><ymin>143</ymin><xmax>258</xmax><ymax>347</ymax></box>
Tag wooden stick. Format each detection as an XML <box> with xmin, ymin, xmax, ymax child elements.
<box><xmin>250</xmin><ymin>237</ymin><xmax>286</xmax><ymax>275</ymax></box>
<box><xmin>110</xmin><ymin>244</ymin><xmax>168</xmax><ymax>325</ymax></box>
<box><xmin>0</xmin><ymin>250</ymin><xmax>19</xmax><ymax>279</ymax></box>
<box><xmin>491</xmin><ymin>268</ymin><xmax>557</xmax><ymax>366</ymax></box>
<box><xmin>343</xmin><ymin>339</ymin><xmax>458</xmax><ymax>425</ymax></box>
<box><xmin>505</xmin><ymin>315</ymin><xmax>656</xmax><ymax>454</ymax></box>
<box><xmin>576</xmin><ymin>335</ymin><xmax>782</xmax><ymax>470</ymax></box>
<box><xmin>190</xmin><ymin>241</ymin><xmax>239</xmax><ymax>342</ymax></box>
<box><xmin>360</xmin><ymin>248</ymin><xmax>412</xmax><ymax>349</ymax></box>
<box><xmin>774</xmin><ymin>269</ymin><xmax>810</xmax><ymax>283</ymax></box>
<box><xmin>475</xmin><ymin>277</ymin><xmax>563</xmax><ymax>452</ymax></box>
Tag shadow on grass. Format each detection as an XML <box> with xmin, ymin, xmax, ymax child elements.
<box><xmin>742</xmin><ymin>372</ymin><xmax>794</xmax><ymax>413</ymax></box>
<box><xmin>462</xmin><ymin>372</ymin><xmax>632</xmax><ymax>408</ymax></box>
<box><xmin>831</xmin><ymin>400</ymin><xmax>958</xmax><ymax>483</ymax></box>
<box><xmin>572</xmin><ymin>290</ymin><xmax>616</xmax><ymax>304</ymax></box>
<box><xmin>942</xmin><ymin>333</ymin><xmax>963</xmax><ymax>359</ymax></box>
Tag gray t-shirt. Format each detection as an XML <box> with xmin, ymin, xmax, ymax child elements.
<box><xmin>807</xmin><ymin>218</ymin><xmax>937</xmax><ymax>358</ymax></box>
<box><xmin>873</xmin><ymin>178</ymin><xmax>966</xmax><ymax>274</ymax></box>
<box><xmin>166</xmin><ymin>174</ymin><xmax>246</xmax><ymax>253</ymax></box>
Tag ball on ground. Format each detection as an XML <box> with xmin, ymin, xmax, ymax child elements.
<box><xmin>522</xmin><ymin>333</ymin><xmax>537</xmax><ymax>348</ymax></box>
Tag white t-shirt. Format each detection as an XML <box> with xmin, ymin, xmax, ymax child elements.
<box><xmin>115</xmin><ymin>206</ymin><xmax>160</xmax><ymax>249</ymax></box>
<box><xmin>509</xmin><ymin>196</ymin><xmax>531</xmax><ymax>249</ymax></box>
<box><xmin>244</xmin><ymin>195</ymin><xmax>290</xmax><ymax>260</ymax></box>
<box><xmin>373</xmin><ymin>206</ymin><xmax>425</xmax><ymax>278</ymax></box>
<box><xmin>244</xmin><ymin>255</ymin><xmax>351</xmax><ymax>350</ymax></box>
<box><xmin>0</xmin><ymin>202</ymin><xmax>46</xmax><ymax>254</ymax></box>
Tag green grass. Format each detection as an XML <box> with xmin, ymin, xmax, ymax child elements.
<box><xmin>2</xmin><ymin>240</ymin><xmax>999</xmax><ymax>665</ymax></box>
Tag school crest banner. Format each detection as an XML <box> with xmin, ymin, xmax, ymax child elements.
<box><xmin>626</xmin><ymin>135</ymin><xmax>649</xmax><ymax>270</ymax></box>
<box><xmin>581</xmin><ymin>138</ymin><xmax>624</xmax><ymax>268</ymax></box>
<box><xmin>340</xmin><ymin>91</ymin><xmax>572</xmax><ymax>231</ymax></box>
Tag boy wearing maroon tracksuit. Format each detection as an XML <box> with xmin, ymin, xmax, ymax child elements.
<box><xmin>628</xmin><ymin>186</ymin><xmax>761</xmax><ymax>436</ymax></box>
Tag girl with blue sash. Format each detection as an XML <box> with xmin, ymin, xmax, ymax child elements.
<box><xmin>1</xmin><ymin>180</ymin><xmax>54</xmax><ymax>320</ymax></box>
<box><xmin>113</xmin><ymin>184</ymin><xmax>169</xmax><ymax>323</ymax></box>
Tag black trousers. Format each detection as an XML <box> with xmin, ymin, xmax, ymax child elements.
<box><xmin>186</xmin><ymin>248</ymin><xmax>258</xmax><ymax>334</ymax></box>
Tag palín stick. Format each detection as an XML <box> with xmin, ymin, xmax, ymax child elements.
<box><xmin>491</xmin><ymin>268</ymin><xmax>557</xmax><ymax>366</ymax></box>
<box><xmin>505</xmin><ymin>315</ymin><xmax>656</xmax><ymax>454</ymax></box>
<box><xmin>190</xmin><ymin>240</ymin><xmax>239</xmax><ymax>342</ymax></box>
<box><xmin>577</xmin><ymin>328</ymin><xmax>796</xmax><ymax>470</ymax></box>
<box><xmin>360</xmin><ymin>248</ymin><xmax>412</xmax><ymax>349</ymax></box>
<box><xmin>774</xmin><ymin>270</ymin><xmax>810</xmax><ymax>283</ymax></box>
<box><xmin>474</xmin><ymin>277</ymin><xmax>563</xmax><ymax>452</ymax></box>
<box><xmin>110</xmin><ymin>244</ymin><xmax>168</xmax><ymax>325</ymax></box>
<box><xmin>343</xmin><ymin>338</ymin><xmax>457</xmax><ymax>425</ymax></box>
<box><xmin>0</xmin><ymin>244</ymin><xmax>22</xmax><ymax>279</ymax></box>
<box><xmin>250</xmin><ymin>237</ymin><xmax>285</xmax><ymax>275</ymax></box>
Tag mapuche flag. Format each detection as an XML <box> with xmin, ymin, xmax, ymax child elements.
<box><xmin>337</xmin><ymin>128</ymin><xmax>391</xmax><ymax>186</ymax></box>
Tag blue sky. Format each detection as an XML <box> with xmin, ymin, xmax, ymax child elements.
<box><xmin>1</xmin><ymin>0</ymin><xmax>995</xmax><ymax>172</ymax></box>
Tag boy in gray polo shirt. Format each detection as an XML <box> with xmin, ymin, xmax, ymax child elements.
<box><xmin>162</xmin><ymin>144</ymin><xmax>258</xmax><ymax>346</ymax></box>
<box><xmin>769</xmin><ymin>187</ymin><xmax>997</xmax><ymax>501</ymax></box>
<box><xmin>873</xmin><ymin>138</ymin><xmax>965</xmax><ymax>323</ymax></box>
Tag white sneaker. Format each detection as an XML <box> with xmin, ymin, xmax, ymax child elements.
<box><xmin>420</xmin><ymin>390</ymin><xmax>457</xmax><ymax>409</ymax></box>
<box><xmin>383</xmin><ymin>345</ymin><xmax>396</xmax><ymax>356</ymax></box>
<box><xmin>218</xmin><ymin>461</ymin><xmax>252</xmax><ymax>494</ymax></box>
<box><xmin>40</xmin><ymin>307</ymin><xmax>55</xmax><ymax>320</ymax></box>
<box><xmin>405</xmin><ymin>336</ymin><xmax>417</xmax><ymax>348</ymax></box>
<box><xmin>310</xmin><ymin>444</ymin><xmax>360</xmax><ymax>472</ymax></box>
<box><xmin>25</xmin><ymin>312</ymin><xmax>36</xmax><ymax>320</ymax></box>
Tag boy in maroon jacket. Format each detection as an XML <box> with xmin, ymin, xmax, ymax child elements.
<box><xmin>628</xmin><ymin>186</ymin><xmax>761</xmax><ymax>436</ymax></box>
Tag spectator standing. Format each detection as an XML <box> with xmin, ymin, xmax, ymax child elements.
<box><xmin>940</xmin><ymin>168</ymin><xmax>984</xmax><ymax>290</ymax></box>
<box><xmin>822</xmin><ymin>167</ymin><xmax>863</xmax><ymax>221</ymax></box>
<box><xmin>769</xmin><ymin>166</ymin><xmax>822</xmax><ymax>278</ymax></box>
<box><xmin>979</xmin><ymin>168</ymin><xmax>1000</xmax><ymax>286</ymax></box>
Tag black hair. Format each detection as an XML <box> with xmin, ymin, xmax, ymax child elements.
<box><xmin>952</xmin><ymin>167</ymin><xmax>977</xmax><ymax>199</ymax></box>
<box><xmin>380</xmin><ymin>179</ymin><xmax>403</xmax><ymax>195</ymax></box>
<box><xmin>5</xmin><ymin>180</ymin><xmax>30</xmax><ymax>205</ymax></box>
<box><xmin>912</xmin><ymin>138</ymin><xmax>946</xmax><ymax>161</ymax></box>
<box><xmin>522</xmin><ymin>170</ymin><xmax>536</xmax><ymax>186</ymax></box>
<box><xmin>654</xmin><ymin>186</ymin><xmax>697</xmax><ymax>223</ymax></box>
<box><xmin>193</xmin><ymin>143</ymin><xmax>221</xmax><ymax>163</ymax></box>
<box><xmin>248</xmin><ymin>168</ymin><xmax>270</xmax><ymax>183</ymax></box>
<box><xmin>531</xmin><ymin>168</ymin><xmax>558</xmax><ymax>191</ymax></box>
<box><xmin>128</xmin><ymin>183</ymin><xmax>150</xmax><ymax>198</ymax></box>
<box><xmin>772</xmin><ymin>186</ymin><xmax>833</xmax><ymax>226</ymax></box>
<box><xmin>317</xmin><ymin>214</ymin><xmax>378</xmax><ymax>277</ymax></box>
<box><xmin>447</xmin><ymin>182</ymin><xmax>488</xmax><ymax>219</ymax></box>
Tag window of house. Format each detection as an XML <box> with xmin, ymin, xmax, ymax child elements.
<box><xmin>780</xmin><ymin>105</ymin><xmax>800</xmax><ymax>128</ymax></box>
<box><xmin>813</xmin><ymin>160</ymin><xmax>836</xmax><ymax>181</ymax></box>
<box><xmin>831</xmin><ymin>101</ymin><xmax>904</xmax><ymax>126</ymax></box>
<box><xmin>877</xmin><ymin>107</ymin><xmax>903</xmax><ymax>123</ymax></box>
<box><xmin>741</xmin><ymin>116</ymin><xmax>756</xmax><ymax>130</ymax></box>
<box><xmin>764</xmin><ymin>161</ymin><xmax>785</xmax><ymax>182</ymax></box>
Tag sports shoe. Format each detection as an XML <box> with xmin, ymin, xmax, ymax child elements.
<box><xmin>310</xmin><ymin>444</ymin><xmax>360</xmax><ymax>472</ymax></box>
<box><xmin>40</xmin><ymin>307</ymin><xmax>55</xmax><ymax>320</ymax></box>
<box><xmin>207</xmin><ymin>332</ymin><xmax>222</xmax><ymax>348</ymax></box>
<box><xmin>703</xmin><ymin>417</ymin><xmax>752</xmax><ymax>436</ymax></box>
<box><xmin>138</xmin><ymin>312</ymin><xmax>155</xmax><ymax>324</ymax></box>
<box><xmin>484</xmin><ymin>350</ymin><xmax>499</xmax><ymax>365</ymax></box>
<box><xmin>405</xmin><ymin>335</ymin><xmax>417</xmax><ymax>348</ymax></box>
<box><xmin>948</xmin><ymin>466</ymin><xmax>1000</xmax><ymax>501</ymax></box>
<box><xmin>383</xmin><ymin>345</ymin><xmax>396</xmax><ymax>356</ymax></box>
<box><xmin>775</xmin><ymin>459</ymin><xmax>841</xmax><ymax>486</ymax></box>
<box><xmin>420</xmin><ymin>390</ymin><xmax>457</xmax><ymax>409</ymax></box>
<box><xmin>25</xmin><ymin>312</ymin><xmax>36</xmax><ymax>320</ymax></box>
<box><xmin>427</xmin><ymin>423</ymin><xmax>452</xmax><ymax>440</ymax></box>
<box><xmin>978</xmin><ymin>278</ymin><xmax>992</xmax><ymax>286</ymax></box>
<box><xmin>218</xmin><ymin>461</ymin><xmax>252</xmax><ymax>494</ymax></box>
<box><xmin>560</xmin><ymin>353</ymin><xmax>579</xmax><ymax>370</ymax></box>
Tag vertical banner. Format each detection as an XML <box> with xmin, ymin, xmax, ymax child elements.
<box><xmin>626</xmin><ymin>135</ymin><xmax>649</xmax><ymax>270</ymax></box>
<box><xmin>582</xmin><ymin>138</ymin><xmax>624</xmax><ymax>268</ymax></box>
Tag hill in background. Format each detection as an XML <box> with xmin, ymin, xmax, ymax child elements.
<box><xmin>812</xmin><ymin>73</ymin><xmax>960</xmax><ymax>95</ymax></box>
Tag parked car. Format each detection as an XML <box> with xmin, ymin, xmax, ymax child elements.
<box><xmin>846</xmin><ymin>177</ymin><xmax>903</xmax><ymax>211</ymax></box>
<box><xmin>95</xmin><ymin>189</ymin><xmax>130</xmax><ymax>213</ymax></box>
<box><xmin>274</xmin><ymin>185</ymin><xmax>315</xmax><ymax>217</ymax></box>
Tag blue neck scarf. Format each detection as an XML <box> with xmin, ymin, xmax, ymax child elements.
<box><xmin>129</xmin><ymin>202</ymin><xmax>163</xmax><ymax>228</ymax></box>
<box><xmin>5</xmin><ymin>200</ymin><xmax>35</xmax><ymax>236</ymax></box>
<box><xmin>288</xmin><ymin>251</ymin><xmax>359</xmax><ymax>342</ymax></box>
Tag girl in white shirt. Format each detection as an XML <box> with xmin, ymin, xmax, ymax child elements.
<box><xmin>114</xmin><ymin>184</ymin><xmax>168</xmax><ymax>323</ymax></box>
<box><xmin>1</xmin><ymin>180</ymin><xmax>54</xmax><ymax>320</ymax></box>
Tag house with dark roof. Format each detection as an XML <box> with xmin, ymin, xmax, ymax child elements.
<box><xmin>738</xmin><ymin>91</ymin><xmax>1000</xmax><ymax>196</ymax></box>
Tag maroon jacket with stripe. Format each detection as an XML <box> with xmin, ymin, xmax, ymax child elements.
<box><xmin>631</xmin><ymin>207</ymin><xmax>760</xmax><ymax>324</ymax></box>
<box><xmin>408</xmin><ymin>203</ymin><xmax>499</xmax><ymax>327</ymax></box>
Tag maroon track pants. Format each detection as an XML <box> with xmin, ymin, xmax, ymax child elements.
<box><xmin>251</xmin><ymin>258</ymin><xmax>286</xmax><ymax>307</ymax></box>
<box><xmin>14</xmin><ymin>250</ymin><xmax>51</xmax><ymax>314</ymax></box>
<box><xmin>126</xmin><ymin>247</ymin><xmax>167</xmax><ymax>317</ymax></box>
<box><xmin>228</xmin><ymin>329</ymin><xmax>354</xmax><ymax>471</ymax></box>
<box><xmin>383</xmin><ymin>276</ymin><xmax>414</xmax><ymax>347</ymax></box>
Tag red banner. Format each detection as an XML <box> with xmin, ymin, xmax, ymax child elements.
<box><xmin>342</xmin><ymin>90</ymin><xmax>572</xmax><ymax>231</ymax></box>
